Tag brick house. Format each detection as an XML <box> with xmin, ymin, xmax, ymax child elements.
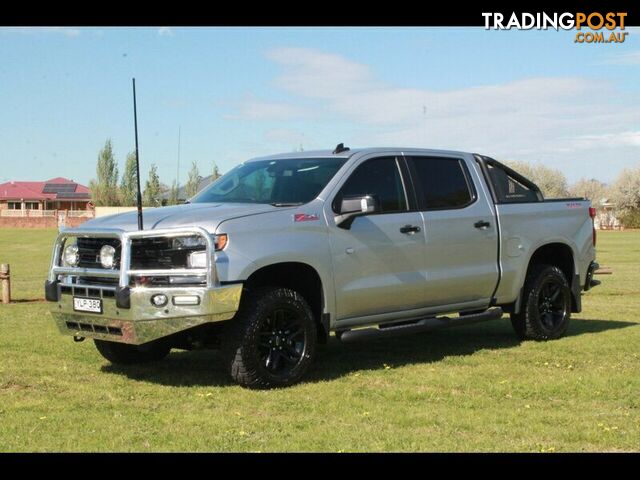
<box><xmin>0</xmin><ymin>177</ymin><xmax>92</xmax><ymax>213</ymax></box>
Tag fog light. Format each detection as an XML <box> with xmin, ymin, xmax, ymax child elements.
<box><xmin>63</xmin><ymin>244</ymin><xmax>79</xmax><ymax>267</ymax></box>
<box><xmin>151</xmin><ymin>294</ymin><xmax>168</xmax><ymax>307</ymax></box>
<box><xmin>187</xmin><ymin>251</ymin><xmax>207</xmax><ymax>268</ymax></box>
<box><xmin>172</xmin><ymin>295</ymin><xmax>200</xmax><ymax>306</ymax></box>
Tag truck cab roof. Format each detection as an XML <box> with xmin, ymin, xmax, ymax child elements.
<box><xmin>247</xmin><ymin>147</ymin><xmax>474</xmax><ymax>162</ymax></box>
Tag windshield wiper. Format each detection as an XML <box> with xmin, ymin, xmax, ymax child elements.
<box><xmin>270</xmin><ymin>202</ymin><xmax>303</xmax><ymax>207</ymax></box>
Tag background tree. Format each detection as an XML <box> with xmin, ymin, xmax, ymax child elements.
<box><xmin>143</xmin><ymin>164</ymin><xmax>162</xmax><ymax>207</ymax></box>
<box><xmin>185</xmin><ymin>161</ymin><xmax>201</xmax><ymax>198</ymax></box>
<box><xmin>504</xmin><ymin>160</ymin><xmax>569</xmax><ymax>198</ymax></box>
<box><xmin>610</xmin><ymin>166</ymin><xmax>640</xmax><ymax>228</ymax></box>
<box><xmin>210</xmin><ymin>161</ymin><xmax>221</xmax><ymax>184</ymax></box>
<box><xmin>89</xmin><ymin>139</ymin><xmax>120</xmax><ymax>206</ymax></box>
<box><xmin>120</xmin><ymin>152</ymin><xmax>138</xmax><ymax>206</ymax></box>
<box><xmin>168</xmin><ymin>180</ymin><xmax>179</xmax><ymax>206</ymax></box>
<box><xmin>568</xmin><ymin>178</ymin><xmax>609</xmax><ymax>204</ymax></box>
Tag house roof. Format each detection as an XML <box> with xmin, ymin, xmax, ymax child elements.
<box><xmin>0</xmin><ymin>177</ymin><xmax>90</xmax><ymax>202</ymax></box>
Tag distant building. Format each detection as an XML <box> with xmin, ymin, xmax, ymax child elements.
<box><xmin>0</xmin><ymin>177</ymin><xmax>92</xmax><ymax>214</ymax></box>
<box><xmin>594</xmin><ymin>198</ymin><xmax>622</xmax><ymax>230</ymax></box>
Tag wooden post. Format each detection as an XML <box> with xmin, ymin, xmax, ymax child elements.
<box><xmin>0</xmin><ymin>264</ymin><xmax>10</xmax><ymax>304</ymax></box>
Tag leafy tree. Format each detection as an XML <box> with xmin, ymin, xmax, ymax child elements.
<box><xmin>120</xmin><ymin>152</ymin><xmax>138</xmax><ymax>206</ymax></box>
<box><xmin>610</xmin><ymin>166</ymin><xmax>640</xmax><ymax>228</ymax></box>
<box><xmin>143</xmin><ymin>164</ymin><xmax>162</xmax><ymax>207</ymax></box>
<box><xmin>185</xmin><ymin>161</ymin><xmax>201</xmax><ymax>198</ymax></box>
<box><xmin>211</xmin><ymin>161</ymin><xmax>221</xmax><ymax>184</ymax></box>
<box><xmin>89</xmin><ymin>139</ymin><xmax>120</xmax><ymax>206</ymax></box>
<box><xmin>504</xmin><ymin>160</ymin><xmax>569</xmax><ymax>199</ymax></box>
<box><xmin>568</xmin><ymin>178</ymin><xmax>608</xmax><ymax>205</ymax></box>
<box><xmin>168</xmin><ymin>180</ymin><xmax>179</xmax><ymax>206</ymax></box>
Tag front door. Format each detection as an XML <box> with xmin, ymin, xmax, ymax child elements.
<box><xmin>327</xmin><ymin>155</ymin><xmax>427</xmax><ymax>321</ymax></box>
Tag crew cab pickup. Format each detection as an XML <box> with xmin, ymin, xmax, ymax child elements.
<box><xmin>45</xmin><ymin>146</ymin><xmax>600</xmax><ymax>388</ymax></box>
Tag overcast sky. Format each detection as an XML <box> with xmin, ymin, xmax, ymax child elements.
<box><xmin>0</xmin><ymin>26</ymin><xmax>638</xmax><ymax>186</ymax></box>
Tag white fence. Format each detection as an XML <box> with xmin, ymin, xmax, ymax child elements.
<box><xmin>0</xmin><ymin>209</ymin><xmax>57</xmax><ymax>217</ymax></box>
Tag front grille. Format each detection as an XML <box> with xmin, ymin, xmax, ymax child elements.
<box><xmin>76</xmin><ymin>237</ymin><xmax>121</xmax><ymax>269</ymax></box>
<box><xmin>130</xmin><ymin>236</ymin><xmax>205</xmax><ymax>269</ymax></box>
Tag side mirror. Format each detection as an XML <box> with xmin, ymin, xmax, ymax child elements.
<box><xmin>335</xmin><ymin>195</ymin><xmax>379</xmax><ymax>229</ymax></box>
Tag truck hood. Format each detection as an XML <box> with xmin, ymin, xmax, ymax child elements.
<box><xmin>79</xmin><ymin>203</ymin><xmax>277</xmax><ymax>233</ymax></box>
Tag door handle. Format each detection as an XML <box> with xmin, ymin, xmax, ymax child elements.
<box><xmin>474</xmin><ymin>220</ymin><xmax>491</xmax><ymax>229</ymax></box>
<box><xmin>400</xmin><ymin>225</ymin><xmax>421</xmax><ymax>234</ymax></box>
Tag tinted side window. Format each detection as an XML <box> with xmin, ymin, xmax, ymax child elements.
<box><xmin>486</xmin><ymin>163</ymin><xmax>539</xmax><ymax>203</ymax></box>
<box><xmin>334</xmin><ymin>157</ymin><xmax>407</xmax><ymax>213</ymax></box>
<box><xmin>410</xmin><ymin>157</ymin><xmax>474</xmax><ymax>210</ymax></box>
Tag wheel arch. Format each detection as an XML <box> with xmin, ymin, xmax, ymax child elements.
<box><xmin>515</xmin><ymin>241</ymin><xmax>580</xmax><ymax>313</ymax></box>
<box><xmin>242</xmin><ymin>261</ymin><xmax>329</xmax><ymax>343</ymax></box>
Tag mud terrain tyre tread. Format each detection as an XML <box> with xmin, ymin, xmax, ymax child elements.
<box><xmin>221</xmin><ymin>287</ymin><xmax>317</xmax><ymax>389</ymax></box>
<box><xmin>510</xmin><ymin>264</ymin><xmax>572</xmax><ymax>341</ymax></box>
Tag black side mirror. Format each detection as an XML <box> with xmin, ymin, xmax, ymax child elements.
<box><xmin>335</xmin><ymin>195</ymin><xmax>379</xmax><ymax>229</ymax></box>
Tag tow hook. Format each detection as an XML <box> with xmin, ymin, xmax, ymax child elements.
<box><xmin>73</xmin><ymin>335</ymin><xmax>85</xmax><ymax>343</ymax></box>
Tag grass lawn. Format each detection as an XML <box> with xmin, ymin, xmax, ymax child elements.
<box><xmin>0</xmin><ymin>228</ymin><xmax>638</xmax><ymax>452</ymax></box>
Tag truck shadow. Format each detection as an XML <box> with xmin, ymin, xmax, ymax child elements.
<box><xmin>100</xmin><ymin>318</ymin><xmax>637</xmax><ymax>387</ymax></box>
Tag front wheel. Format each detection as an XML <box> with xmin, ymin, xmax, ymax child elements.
<box><xmin>510</xmin><ymin>264</ymin><xmax>572</xmax><ymax>341</ymax></box>
<box><xmin>221</xmin><ymin>287</ymin><xmax>317</xmax><ymax>389</ymax></box>
<box><xmin>94</xmin><ymin>339</ymin><xmax>171</xmax><ymax>365</ymax></box>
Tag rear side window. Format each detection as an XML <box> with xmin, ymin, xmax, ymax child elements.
<box><xmin>334</xmin><ymin>157</ymin><xmax>407</xmax><ymax>214</ymax></box>
<box><xmin>486</xmin><ymin>162</ymin><xmax>540</xmax><ymax>203</ymax></box>
<box><xmin>409</xmin><ymin>157</ymin><xmax>474</xmax><ymax>210</ymax></box>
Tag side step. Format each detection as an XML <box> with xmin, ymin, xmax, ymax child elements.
<box><xmin>338</xmin><ymin>307</ymin><xmax>504</xmax><ymax>344</ymax></box>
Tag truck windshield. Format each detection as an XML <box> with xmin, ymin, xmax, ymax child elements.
<box><xmin>191</xmin><ymin>158</ymin><xmax>346</xmax><ymax>205</ymax></box>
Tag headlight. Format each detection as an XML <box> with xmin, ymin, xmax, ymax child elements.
<box><xmin>100</xmin><ymin>245</ymin><xmax>116</xmax><ymax>269</ymax></box>
<box><xmin>173</xmin><ymin>236</ymin><xmax>206</xmax><ymax>249</ymax></box>
<box><xmin>63</xmin><ymin>244</ymin><xmax>79</xmax><ymax>267</ymax></box>
<box><xmin>187</xmin><ymin>251</ymin><xmax>207</xmax><ymax>268</ymax></box>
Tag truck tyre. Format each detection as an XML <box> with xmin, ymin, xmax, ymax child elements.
<box><xmin>94</xmin><ymin>339</ymin><xmax>171</xmax><ymax>365</ymax></box>
<box><xmin>221</xmin><ymin>287</ymin><xmax>317</xmax><ymax>389</ymax></box>
<box><xmin>510</xmin><ymin>264</ymin><xmax>572</xmax><ymax>341</ymax></box>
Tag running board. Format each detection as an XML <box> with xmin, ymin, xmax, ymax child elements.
<box><xmin>338</xmin><ymin>307</ymin><xmax>504</xmax><ymax>344</ymax></box>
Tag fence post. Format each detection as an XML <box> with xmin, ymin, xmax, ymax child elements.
<box><xmin>0</xmin><ymin>264</ymin><xmax>10</xmax><ymax>304</ymax></box>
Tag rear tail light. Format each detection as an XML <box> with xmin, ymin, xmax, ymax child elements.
<box><xmin>589</xmin><ymin>207</ymin><xmax>597</xmax><ymax>246</ymax></box>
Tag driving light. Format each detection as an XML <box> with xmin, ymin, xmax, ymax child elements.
<box><xmin>151</xmin><ymin>294</ymin><xmax>168</xmax><ymax>307</ymax></box>
<box><xmin>187</xmin><ymin>251</ymin><xmax>207</xmax><ymax>268</ymax></box>
<box><xmin>99</xmin><ymin>245</ymin><xmax>116</xmax><ymax>269</ymax></box>
<box><xmin>63</xmin><ymin>244</ymin><xmax>79</xmax><ymax>267</ymax></box>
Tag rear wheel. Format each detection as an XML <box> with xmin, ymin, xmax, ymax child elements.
<box><xmin>510</xmin><ymin>264</ymin><xmax>571</xmax><ymax>341</ymax></box>
<box><xmin>94</xmin><ymin>339</ymin><xmax>171</xmax><ymax>365</ymax></box>
<box><xmin>221</xmin><ymin>287</ymin><xmax>317</xmax><ymax>389</ymax></box>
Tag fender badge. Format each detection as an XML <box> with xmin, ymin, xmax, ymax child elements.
<box><xmin>294</xmin><ymin>213</ymin><xmax>319</xmax><ymax>222</ymax></box>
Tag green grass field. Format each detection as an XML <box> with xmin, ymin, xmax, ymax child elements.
<box><xmin>0</xmin><ymin>228</ymin><xmax>638</xmax><ymax>452</ymax></box>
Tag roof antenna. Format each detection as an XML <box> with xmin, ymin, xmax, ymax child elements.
<box><xmin>132</xmin><ymin>78</ymin><xmax>144</xmax><ymax>230</ymax></box>
<box><xmin>333</xmin><ymin>143</ymin><xmax>350</xmax><ymax>154</ymax></box>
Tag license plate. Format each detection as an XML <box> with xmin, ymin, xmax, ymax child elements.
<box><xmin>73</xmin><ymin>297</ymin><xmax>103</xmax><ymax>314</ymax></box>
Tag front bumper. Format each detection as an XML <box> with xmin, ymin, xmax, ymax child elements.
<box><xmin>46</xmin><ymin>226</ymin><xmax>242</xmax><ymax>345</ymax></box>
<box><xmin>49</xmin><ymin>283</ymin><xmax>242</xmax><ymax>345</ymax></box>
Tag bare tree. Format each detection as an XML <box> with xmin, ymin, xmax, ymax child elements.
<box><xmin>610</xmin><ymin>166</ymin><xmax>640</xmax><ymax>228</ymax></box>
<box><xmin>569</xmin><ymin>178</ymin><xmax>608</xmax><ymax>204</ymax></box>
<box><xmin>504</xmin><ymin>160</ymin><xmax>569</xmax><ymax>198</ymax></box>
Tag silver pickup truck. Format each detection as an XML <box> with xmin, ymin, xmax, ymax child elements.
<box><xmin>45</xmin><ymin>146</ymin><xmax>600</xmax><ymax>388</ymax></box>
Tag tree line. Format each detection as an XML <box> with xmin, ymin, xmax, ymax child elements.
<box><xmin>89</xmin><ymin>139</ymin><xmax>221</xmax><ymax>207</ymax></box>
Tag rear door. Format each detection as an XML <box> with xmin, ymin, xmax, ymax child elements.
<box><xmin>405</xmin><ymin>154</ymin><xmax>499</xmax><ymax>307</ymax></box>
<box><xmin>326</xmin><ymin>154</ymin><xmax>427</xmax><ymax>320</ymax></box>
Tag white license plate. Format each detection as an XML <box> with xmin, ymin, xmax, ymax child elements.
<box><xmin>73</xmin><ymin>297</ymin><xmax>103</xmax><ymax>314</ymax></box>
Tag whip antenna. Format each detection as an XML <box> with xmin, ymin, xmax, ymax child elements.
<box><xmin>132</xmin><ymin>78</ymin><xmax>143</xmax><ymax>230</ymax></box>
